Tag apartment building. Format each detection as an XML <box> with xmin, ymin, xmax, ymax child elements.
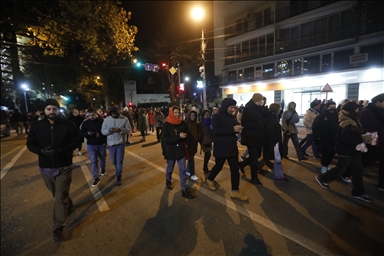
<box><xmin>213</xmin><ymin>0</ymin><xmax>384</xmax><ymax>114</ymax></box>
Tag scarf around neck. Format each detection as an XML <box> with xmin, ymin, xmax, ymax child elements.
<box><xmin>166</xmin><ymin>107</ymin><xmax>182</xmax><ymax>125</ymax></box>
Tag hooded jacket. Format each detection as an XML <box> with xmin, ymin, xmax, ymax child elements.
<box><xmin>303</xmin><ymin>107</ymin><xmax>319</xmax><ymax>134</ymax></box>
<box><xmin>282</xmin><ymin>102</ymin><xmax>300</xmax><ymax>134</ymax></box>
<box><xmin>27</xmin><ymin>116</ymin><xmax>80</xmax><ymax>168</ymax></box>
<box><xmin>101</xmin><ymin>106</ymin><xmax>131</xmax><ymax>146</ymax></box>
<box><xmin>241</xmin><ymin>99</ymin><xmax>267</xmax><ymax>148</ymax></box>
<box><xmin>212</xmin><ymin>98</ymin><xmax>238</xmax><ymax>158</ymax></box>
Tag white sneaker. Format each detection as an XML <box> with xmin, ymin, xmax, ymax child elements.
<box><xmin>321</xmin><ymin>166</ymin><xmax>327</xmax><ymax>174</ymax></box>
<box><xmin>186</xmin><ymin>172</ymin><xmax>191</xmax><ymax>176</ymax></box>
<box><xmin>78</xmin><ymin>151</ymin><xmax>82</xmax><ymax>156</ymax></box>
<box><xmin>190</xmin><ymin>175</ymin><xmax>198</xmax><ymax>181</ymax></box>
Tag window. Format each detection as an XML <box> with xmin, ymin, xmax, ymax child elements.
<box><xmin>340</xmin><ymin>10</ymin><xmax>354</xmax><ymax>39</ymax></box>
<box><xmin>328</xmin><ymin>15</ymin><xmax>339</xmax><ymax>42</ymax></box>
<box><xmin>242</xmin><ymin>41</ymin><xmax>250</xmax><ymax>61</ymax></box>
<box><xmin>301</xmin><ymin>22</ymin><xmax>312</xmax><ymax>48</ymax></box>
<box><xmin>259</xmin><ymin>36</ymin><xmax>266</xmax><ymax>57</ymax></box>
<box><xmin>263</xmin><ymin>63</ymin><xmax>275</xmax><ymax>79</ymax></box>
<box><xmin>237</xmin><ymin>69</ymin><xmax>244</xmax><ymax>82</ymax></box>
<box><xmin>250</xmin><ymin>39</ymin><xmax>258</xmax><ymax>58</ymax></box>
<box><xmin>303</xmin><ymin>55</ymin><xmax>320</xmax><ymax>74</ymax></box>
<box><xmin>293</xmin><ymin>58</ymin><xmax>303</xmax><ymax>76</ymax></box>
<box><xmin>236</xmin><ymin>19</ymin><xmax>242</xmax><ymax>34</ymax></box>
<box><xmin>227</xmin><ymin>71</ymin><xmax>237</xmax><ymax>83</ymax></box>
<box><xmin>264</xmin><ymin>8</ymin><xmax>272</xmax><ymax>26</ymax></box>
<box><xmin>244</xmin><ymin>67</ymin><xmax>255</xmax><ymax>82</ymax></box>
<box><xmin>291</xmin><ymin>26</ymin><xmax>299</xmax><ymax>50</ymax></box>
<box><xmin>266</xmin><ymin>34</ymin><xmax>274</xmax><ymax>56</ymax></box>
<box><xmin>333</xmin><ymin>49</ymin><xmax>354</xmax><ymax>71</ymax></box>
<box><xmin>314</xmin><ymin>18</ymin><xmax>327</xmax><ymax>45</ymax></box>
<box><xmin>255</xmin><ymin>12</ymin><xmax>263</xmax><ymax>29</ymax></box>
<box><xmin>321</xmin><ymin>54</ymin><xmax>332</xmax><ymax>72</ymax></box>
<box><xmin>225</xmin><ymin>47</ymin><xmax>235</xmax><ymax>65</ymax></box>
<box><xmin>255</xmin><ymin>66</ymin><xmax>262</xmax><ymax>81</ymax></box>
<box><xmin>235</xmin><ymin>44</ymin><xmax>241</xmax><ymax>63</ymax></box>
<box><xmin>360</xmin><ymin>43</ymin><xmax>384</xmax><ymax>67</ymax></box>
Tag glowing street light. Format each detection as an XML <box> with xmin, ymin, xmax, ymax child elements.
<box><xmin>191</xmin><ymin>7</ymin><xmax>207</xmax><ymax>109</ymax></box>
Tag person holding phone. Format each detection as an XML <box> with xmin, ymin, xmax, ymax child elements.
<box><xmin>80</xmin><ymin>107</ymin><xmax>107</xmax><ymax>187</ymax></box>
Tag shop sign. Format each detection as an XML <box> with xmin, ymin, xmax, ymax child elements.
<box><xmin>350</xmin><ymin>53</ymin><xmax>368</xmax><ymax>64</ymax></box>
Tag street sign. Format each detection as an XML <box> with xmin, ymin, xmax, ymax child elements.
<box><xmin>144</xmin><ymin>63</ymin><xmax>159</xmax><ymax>72</ymax></box>
<box><xmin>169</xmin><ymin>67</ymin><xmax>176</xmax><ymax>75</ymax></box>
<box><xmin>321</xmin><ymin>83</ymin><xmax>333</xmax><ymax>92</ymax></box>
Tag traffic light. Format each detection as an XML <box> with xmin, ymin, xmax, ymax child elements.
<box><xmin>179</xmin><ymin>83</ymin><xmax>184</xmax><ymax>92</ymax></box>
<box><xmin>161</xmin><ymin>62</ymin><xmax>168</xmax><ymax>69</ymax></box>
<box><xmin>129</xmin><ymin>102</ymin><xmax>132</xmax><ymax>106</ymax></box>
<box><xmin>199</xmin><ymin>66</ymin><xmax>205</xmax><ymax>78</ymax></box>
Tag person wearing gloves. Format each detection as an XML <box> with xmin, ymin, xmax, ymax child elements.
<box><xmin>27</xmin><ymin>98</ymin><xmax>80</xmax><ymax>242</ymax></box>
<box><xmin>316</xmin><ymin>101</ymin><xmax>374</xmax><ymax>203</ymax></box>
<box><xmin>101</xmin><ymin>106</ymin><xmax>131</xmax><ymax>186</ymax></box>
<box><xmin>282</xmin><ymin>102</ymin><xmax>307</xmax><ymax>161</ymax></box>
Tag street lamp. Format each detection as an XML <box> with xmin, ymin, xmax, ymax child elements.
<box><xmin>21</xmin><ymin>84</ymin><xmax>29</xmax><ymax>113</ymax></box>
<box><xmin>192</xmin><ymin>7</ymin><xmax>207</xmax><ymax>109</ymax></box>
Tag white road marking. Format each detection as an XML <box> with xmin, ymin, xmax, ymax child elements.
<box><xmin>127</xmin><ymin>150</ymin><xmax>334</xmax><ymax>256</ymax></box>
<box><xmin>1</xmin><ymin>146</ymin><xmax>27</xmax><ymax>180</ymax></box>
<box><xmin>79</xmin><ymin>161</ymin><xmax>110</xmax><ymax>212</ymax></box>
<box><xmin>0</xmin><ymin>145</ymin><xmax>24</xmax><ymax>159</ymax></box>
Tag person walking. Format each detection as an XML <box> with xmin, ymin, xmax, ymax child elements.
<box><xmin>154</xmin><ymin>108</ymin><xmax>165</xmax><ymax>143</ymax></box>
<box><xmin>282</xmin><ymin>102</ymin><xmax>307</xmax><ymax>161</ymax></box>
<box><xmin>240</xmin><ymin>93</ymin><xmax>267</xmax><ymax>186</ymax></box>
<box><xmin>80</xmin><ymin>107</ymin><xmax>107</xmax><ymax>187</ymax></box>
<box><xmin>315</xmin><ymin>101</ymin><xmax>374</xmax><ymax>203</ymax></box>
<box><xmin>359</xmin><ymin>93</ymin><xmax>384</xmax><ymax>191</ymax></box>
<box><xmin>137</xmin><ymin>108</ymin><xmax>147</xmax><ymax>142</ymax></box>
<box><xmin>68</xmin><ymin>109</ymin><xmax>84</xmax><ymax>155</ymax></box>
<box><xmin>148</xmin><ymin>109</ymin><xmax>155</xmax><ymax>135</ymax></box>
<box><xmin>199</xmin><ymin>109</ymin><xmax>213</xmax><ymax>174</ymax></box>
<box><xmin>185</xmin><ymin>110</ymin><xmax>202</xmax><ymax>181</ymax></box>
<box><xmin>26</xmin><ymin>98</ymin><xmax>80</xmax><ymax>242</ymax></box>
<box><xmin>312</xmin><ymin>100</ymin><xmax>338</xmax><ymax>174</ymax></box>
<box><xmin>301</xmin><ymin>99</ymin><xmax>321</xmax><ymax>159</ymax></box>
<box><xmin>206</xmin><ymin>98</ymin><xmax>248</xmax><ymax>201</ymax></box>
<box><xmin>161</xmin><ymin>106</ymin><xmax>193</xmax><ymax>199</ymax></box>
<box><xmin>101</xmin><ymin>106</ymin><xmax>131</xmax><ymax>186</ymax></box>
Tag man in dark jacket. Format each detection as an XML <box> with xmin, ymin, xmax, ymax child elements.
<box><xmin>240</xmin><ymin>93</ymin><xmax>267</xmax><ymax>186</ymax></box>
<box><xmin>206</xmin><ymin>98</ymin><xmax>248</xmax><ymax>201</ymax></box>
<box><xmin>27</xmin><ymin>99</ymin><xmax>80</xmax><ymax>242</ymax></box>
<box><xmin>316</xmin><ymin>101</ymin><xmax>373</xmax><ymax>203</ymax></box>
<box><xmin>80</xmin><ymin>107</ymin><xmax>107</xmax><ymax>187</ymax></box>
<box><xmin>360</xmin><ymin>93</ymin><xmax>384</xmax><ymax>191</ymax></box>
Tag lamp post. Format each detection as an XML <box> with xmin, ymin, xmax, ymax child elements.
<box><xmin>21</xmin><ymin>84</ymin><xmax>29</xmax><ymax>113</ymax></box>
<box><xmin>192</xmin><ymin>7</ymin><xmax>207</xmax><ymax>109</ymax></box>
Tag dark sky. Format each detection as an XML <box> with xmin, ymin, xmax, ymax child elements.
<box><xmin>121</xmin><ymin>1</ymin><xmax>213</xmax><ymax>51</ymax></box>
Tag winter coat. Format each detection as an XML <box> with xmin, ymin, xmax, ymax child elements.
<box><xmin>185</xmin><ymin>110</ymin><xmax>202</xmax><ymax>156</ymax></box>
<box><xmin>154</xmin><ymin>111</ymin><xmax>165</xmax><ymax>127</ymax></box>
<box><xmin>282</xmin><ymin>102</ymin><xmax>300</xmax><ymax>134</ymax></box>
<box><xmin>27</xmin><ymin>117</ymin><xmax>80</xmax><ymax>168</ymax></box>
<box><xmin>264</xmin><ymin>111</ymin><xmax>283</xmax><ymax>160</ymax></box>
<box><xmin>241</xmin><ymin>100</ymin><xmax>267</xmax><ymax>148</ymax></box>
<box><xmin>312</xmin><ymin>109</ymin><xmax>338</xmax><ymax>144</ymax></box>
<box><xmin>101</xmin><ymin>107</ymin><xmax>131</xmax><ymax>146</ymax></box>
<box><xmin>335</xmin><ymin>110</ymin><xmax>363</xmax><ymax>156</ymax></box>
<box><xmin>200</xmin><ymin>123</ymin><xmax>213</xmax><ymax>153</ymax></box>
<box><xmin>161</xmin><ymin>121</ymin><xmax>188</xmax><ymax>160</ymax></box>
<box><xmin>137</xmin><ymin>109</ymin><xmax>147</xmax><ymax>132</ymax></box>
<box><xmin>303</xmin><ymin>108</ymin><xmax>319</xmax><ymax>134</ymax></box>
<box><xmin>148</xmin><ymin>112</ymin><xmax>155</xmax><ymax>125</ymax></box>
<box><xmin>80</xmin><ymin>117</ymin><xmax>106</xmax><ymax>145</ymax></box>
<box><xmin>360</xmin><ymin>103</ymin><xmax>384</xmax><ymax>145</ymax></box>
<box><xmin>212</xmin><ymin>98</ymin><xmax>239</xmax><ymax>158</ymax></box>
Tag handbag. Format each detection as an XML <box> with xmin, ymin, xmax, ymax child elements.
<box><xmin>183</xmin><ymin>142</ymin><xmax>190</xmax><ymax>160</ymax></box>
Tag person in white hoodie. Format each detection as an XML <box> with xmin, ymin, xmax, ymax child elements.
<box><xmin>101</xmin><ymin>106</ymin><xmax>131</xmax><ymax>186</ymax></box>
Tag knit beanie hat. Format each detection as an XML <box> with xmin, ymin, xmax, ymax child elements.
<box><xmin>310</xmin><ymin>99</ymin><xmax>320</xmax><ymax>108</ymax></box>
<box><xmin>342</xmin><ymin>101</ymin><xmax>359</xmax><ymax>112</ymax></box>
<box><xmin>371</xmin><ymin>93</ymin><xmax>384</xmax><ymax>103</ymax></box>
<box><xmin>325</xmin><ymin>100</ymin><xmax>336</xmax><ymax>109</ymax></box>
<box><xmin>43</xmin><ymin>98</ymin><xmax>60</xmax><ymax>109</ymax></box>
<box><xmin>252</xmin><ymin>93</ymin><xmax>263</xmax><ymax>103</ymax></box>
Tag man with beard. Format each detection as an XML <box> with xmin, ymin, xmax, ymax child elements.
<box><xmin>360</xmin><ymin>93</ymin><xmax>384</xmax><ymax>191</ymax></box>
<box><xmin>316</xmin><ymin>101</ymin><xmax>374</xmax><ymax>203</ymax></box>
<box><xmin>101</xmin><ymin>106</ymin><xmax>131</xmax><ymax>186</ymax></box>
<box><xmin>312</xmin><ymin>100</ymin><xmax>338</xmax><ymax>174</ymax></box>
<box><xmin>27</xmin><ymin>99</ymin><xmax>81</xmax><ymax>242</ymax></box>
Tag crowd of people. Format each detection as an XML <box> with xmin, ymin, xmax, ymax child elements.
<box><xmin>9</xmin><ymin>91</ymin><xmax>382</xmax><ymax>242</ymax></box>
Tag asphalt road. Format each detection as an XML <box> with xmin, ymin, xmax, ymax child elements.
<box><xmin>1</xmin><ymin>129</ymin><xmax>383</xmax><ymax>256</ymax></box>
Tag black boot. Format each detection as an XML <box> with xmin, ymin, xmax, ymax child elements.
<box><xmin>203</xmin><ymin>166</ymin><xmax>209</xmax><ymax>174</ymax></box>
<box><xmin>166</xmin><ymin>180</ymin><xmax>173</xmax><ymax>190</ymax></box>
<box><xmin>239</xmin><ymin>161</ymin><xmax>245</xmax><ymax>174</ymax></box>
<box><xmin>182</xmin><ymin>187</ymin><xmax>194</xmax><ymax>199</ymax></box>
<box><xmin>115</xmin><ymin>176</ymin><xmax>122</xmax><ymax>186</ymax></box>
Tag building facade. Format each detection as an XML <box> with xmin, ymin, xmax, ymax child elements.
<box><xmin>213</xmin><ymin>0</ymin><xmax>384</xmax><ymax>114</ymax></box>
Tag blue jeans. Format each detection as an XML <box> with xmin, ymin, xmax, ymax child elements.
<box><xmin>108</xmin><ymin>144</ymin><xmax>125</xmax><ymax>178</ymax></box>
<box><xmin>301</xmin><ymin>134</ymin><xmax>320</xmax><ymax>158</ymax></box>
<box><xmin>186</xmin><ymin>156</ymin><xmax>196</xmax><ymax>176</ymax></box>
<box><xmin>166</xmin><ymin>158</ymin><xmax>187</xmax><ymax>189</ymax></box>
<box><xmin>87</xmin><ymin>144</ymin><xmax>106</xmax><ymax>179</ymax></box>
<box><xmin>149</xmin><ymin>124</ymin><xmax>155</xmax><ymax>133</ymax></box>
